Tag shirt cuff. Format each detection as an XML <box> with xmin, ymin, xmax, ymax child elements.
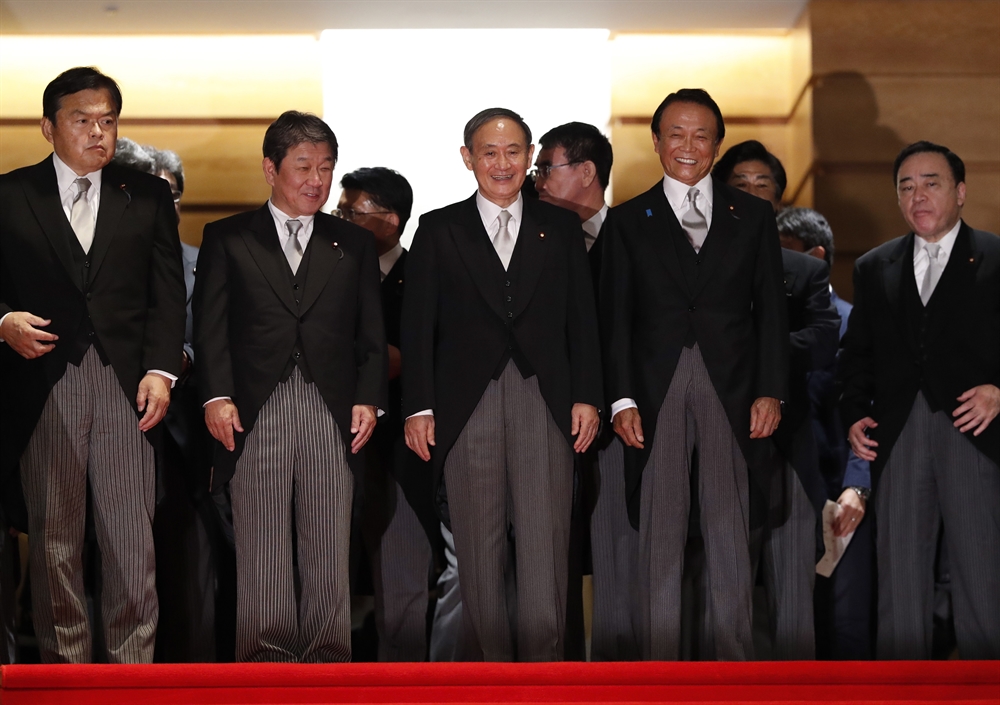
<box><xmin>610</xmin><ymin>398</ymin><xmax>637</xmax><ymax>419</ymax></box>
<box><xmin>147</xmin><ymin>369</ymin><xmax>177</xmax><ymax>389</ymax></box>
<box><xmin>0</xmin><ymin>311</ymin><xmax>11</xmax><ymax>343</ymax></box>
<box><xmin>203</xmin><ymin>396</ymin><xmax>232</xmax><ymax>407</ymax></box>
<box><xmin>406</xmin><ymin>409</ymin><xmax>434</xmax><ymax>420</ymax></box>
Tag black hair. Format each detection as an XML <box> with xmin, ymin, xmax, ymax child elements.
<box><xmin>43</xmin><ymin>66</ymin><xmax>123</xmax><ymax>123</ymax></box>
<box><xmin>538</xmin><ymin>121</ymin><xmax>613</xmax><ymax>190</ymax></box>
<box><xmin>712</xmin><ymin>140</ymin><xmax>787</xmax><ymax>200</ymax></box>
<box><xmin>893</xmin><ymin>140</ymin><xmax>965</xmax><ymax>186</ymax></box>
<box><xmin>463</xmin><ymin>108</ymin><xmax>531</xmax><ymax>150</ymax></box>
<box><xmin>651</xmin><ymin>88</ymin><xmax>725</xmax><ymax>142</ymax></box>
<box><xmin>776</xmin><ymin>207</ymin><xmax>835</xmax><ymax>267</ymax></box>
<box><xmin>262</xmin><ymin>111</ymin><xmax>338</xmax><ymax>170</ymax></box>
<box><xmin>341</xmin><ymin>167</ymin><xmax>414</xmax><ymax>234</ymax></box>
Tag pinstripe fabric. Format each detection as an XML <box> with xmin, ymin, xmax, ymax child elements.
<box><xmin>757</xmin><ymin>459</ymin><xmax>816</xmax><ymax>659</ymax></box>
<box><xmin>875</xmin><ymin>392</ymin><xmax>1000</xmax><ymax>660</ymax></box>
<box><xmin>229</xmin><ymin>369</ymin><xmax>353</xmax><ymax>663</ymax></box>
<box><xmin>638</xmin><ymin>344</ymin><xmax>753</xmax><ymax>661</ymax></box>
<box><xmin>590</xmin><ymin>437</ymin><xmax>641</xmax><ymax>661</ymax></box>
<box><xmin>20</xmin><ymin>347</ymin><xmax>157</xmax><ymax>664</ymax></box>
<box><xmin>443</xmin><ymin>361</ymin><xmax>574</xmax><ymax>662</ymax></box>
<box><xmin>369</xmin><ymin>478</ymin><xmax>432</xmax><ymax>661</ymax></box>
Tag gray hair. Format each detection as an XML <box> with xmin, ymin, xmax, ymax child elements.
<box><xmin>776</xmin><ymin>207</ymin><xmax>835</xmax><ymax>267</ymax></box>
<box><xmin>463</xmin><ymin>107</ymin><xmax>531</xmax><ymax>151</ymax></box>
<box><xmin>112</xmin><ymin>137</ymin><xmax>155</xmax><ymax>174</ymax></box>
<box><xmin>150</xmin><ymin>148</ymin><xmax>185</xmax><ymax>194</ymax></box>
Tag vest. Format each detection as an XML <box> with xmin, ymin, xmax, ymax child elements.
<box><xmin>489</xmin><ymin>232</ymin><xmax>535</xmax><ymax>380</ymax></box>
<box><xmin>278</xmin><ymin>239</ymin><xmax>315</xmax><ymax>384</ymax></box>
<box><xmin>65</xmin><ymin>230</ymin><xmax>109</xmax><ymax>367</ymax></box>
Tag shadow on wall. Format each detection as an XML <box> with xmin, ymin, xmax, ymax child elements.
<box><xmin>812</xmin><ymin>72</ymin><xmax>907</xmax><ymax>302</ymax></box>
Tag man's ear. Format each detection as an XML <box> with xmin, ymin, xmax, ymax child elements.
<box><xmin>263</xmin><ymin>157</ymin><xmax>278</xmax><ymax>187</ymax></box>
<box><xmin>807</xmin><ymin>245</ymin><xmax>827</xmax><ymax>263</ymax></box>
<box><xmin>387</xmin><ymin>212</ymin><xmax>401</xmax><ymax>235</ymax></box>
<box><xmin>460</xmin><ymin>146</ymin><xmax>474</xmax><ymax>171</ymax></box>
<box><xmin>580</xmin><ymin>161</ymin><xmax>597</xmax><ymax>189</ymax></box>
<box><xmin>40</xmin><ymin>117</ymin><xmax>55</xmax><ymax>146</ymax></box>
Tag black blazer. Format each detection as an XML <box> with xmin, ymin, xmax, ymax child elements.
<box><xmin>0</xmin><ymin>156</ymin><xmax>187</xmax><ymax>530</ymax></box>
<box><xmin>839</xmin><ymin>222</ymin><xmax>1000</xmax><ymax>487</ymax></box>
<box><xmin>401</xmin><ymin>194</ymin><xmax>603</xmax><ymax>513</ymax></box>
<box><xmin>193</xmin><ymin>204</ymin><xmax>388</xmax><ymax>490</ymax></box>
<box><xmin>600</xmin><ymin>179</ymin><xmax>789</xmax><ymax>528</ymax></box>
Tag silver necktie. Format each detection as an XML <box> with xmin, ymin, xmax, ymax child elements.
<box><xmin>681</xmin><ymin>187</ymin><xmax>708</xmax><ymax>253</ymax></box>
<box><xmin>920</xmin><ymin>242</ymin><xmax>942</xmax><ymax>305</ymax></box>
<box><xmin>493</xmin><ymin>209</ymin><xmax>514</xmax><ymax>270</ymax></box>
<box><xmin>284</xmin><ymin>219</ymin><xmax>304</xmax><ymax>274</ymax></box>
<box><xmin>70</xmin><ymin>177</ymin><xmax>95</xmax><ymax>253</ymax></box>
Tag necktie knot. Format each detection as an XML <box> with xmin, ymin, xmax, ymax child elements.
<box><xmin>686</xmin><ymin>187</ymin><xmax>699</xmax><ymax>206</ymax></box>
<box><xmin>497</xmin><ymin>209</ymin><xmax>512</xmax><ymax>229</ymax></box>
<box><xmin>74</xmin><ymin>177</ymin><xmax>92</xmax><ymax>202</ymax></box>
<box><xmin>925</xmin><ymin>242</ymin><xmax>941</xmax><ymax>260</ymax></box>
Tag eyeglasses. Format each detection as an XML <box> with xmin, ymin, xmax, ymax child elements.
<box><xmin>530</xmin><ymin>161</ymin><xmax>581</xmax><ymax>180</ymax></box>
<box><xmin>333</xmin><ymin>208</ymin><xmax>393</xmax><ymax>221</ymax></box>
<box><xmin>170</xmin><ymin>190</ymin><xmax>183</xmax><ymax>203</ymax></box>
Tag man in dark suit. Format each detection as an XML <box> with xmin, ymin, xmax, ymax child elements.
<box><xmin>193</xmin><ymin>111</ymin><xmax>387</xmax><ymax>662</ymax></box>
<box><xmin>600</xmin><ymin>89</ymin><xmax>788</xmax><ymax>661</ymax></box>
<box><xmin>713</xmin><ymin>142</ymin><xmax>842</xmax><ymax>659</ymax></box>
<box><xmin>533</xmin><ymin>121</ymin><xmax>636</xmax><ymax>660</ymax></box>
<box><xmin>0</xmin><ymin>67</ymin><xmax>187</xmax><ymax>663</ymax></box>
<box><xmin>402</xmin><ymin>107</ymin><xmax>602</xmax><ymax>661</ymax></box>
<box><xmin>336</xmin><ymin>167</ymin><xmax>438</xmax><ymax>661</ymax></box>
<box><xmin>840</xmin><ymin>141</ymin><xmax>1000</xmax><ymax>659</ymax></box>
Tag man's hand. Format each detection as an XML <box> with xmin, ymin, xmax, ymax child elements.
<box><xmin>205</xmin><ymin>399</ymin><xmax>243</xmax><ymax>451</ymax></box>
<box><xmin>350</xmin><ymin>404</ymin><xmax>378</xmax><ymax>454</ymax></box>
<box><xmin>832</xmin><ymin>487</ymin><xmax>866</xmax><ymax>537</ymax></box>
<box><xmin>953</xmin><ymin>384</ymin><xmax>1000</xmax><ymax>436</ymax></box>
<box><xmin>749</xmin><ymin>396</ymin><xmax>781</xmax><ymax>439</ymax></box>
<box><xmin>613</xmin><ymin>407</ymin><xmax>644</xmax><ymax>449</ymax></box>
<box><xmin>571</xmin><ymin>403</ymin><xmax>600</xmax><ymax>453</ymax></box>
<box><xmin>405</xmin><ymin>415</ymin><xmax>436</xmax><ymax>461</ymax></box>
<box><xmin>848</xmin><ymin>416</ymin><xmax>879</xmax><ymax>462</ymax></box>
<box><xmin>1</xmin><ymin>312</ymin><xmax>58</xmax><ymax>359</ymax></box>
<box><xmin>136</xmin><ymin>373</ymin><xmax>172</xmax><ymax>432</ymax></box>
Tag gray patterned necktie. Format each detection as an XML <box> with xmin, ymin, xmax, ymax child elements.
<box><xmin>493</xmin><ymin>209</ymin><xmax>514</xmax><ymax>270</ymax></box>
<box><xmin>70</xmin><ymin>177</ymin><xmax>95</xmax><ymax>253</ymax></box>
<box><xmin>284</xmin><ymin>219</ymin><xmax>304</xmax><ymax>274</ymax></box>
<box><xmin>920</xmin><ymin>242</ymin><xmax>942</xmax><ymax>305</ymax></box>
<box><xmin>681</xmin><ymin>187</ymin><xmax>708</xmax><ymax>253</ymax></box>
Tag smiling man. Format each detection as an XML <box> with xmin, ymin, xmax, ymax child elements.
<box><xmin>600</xmin><ymin>88</ymin><xmax>788</xmax><ymax>660</ymax></box>
<box><xmin>401</xmin><ymin>107</ymin><xmax>602</xmax><ymax>661</ymax></box>
<box><xmin>839</xmin><ymin>141</ymin><xmax>1000</xmax><ymax>659</ymax></box>
<box><xmin>193</xmin><ymin>111</ymin><xmax>387</xmax><ymax>662</ymax></box>
<box><xmin>0</xmin><ymin>67</ymin><xmax>186</xmax><ymax>663</ymax></box>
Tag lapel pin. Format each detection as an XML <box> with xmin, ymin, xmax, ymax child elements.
<box><xmin>970</xmin><ymin>257</ymin><xmax>975</xmax><ymax>263</ymax></box>
<box><xmin>120</xmin><ymin>183</ymin><xmax>131</xmax><ymax>204</ymax></box>
<box><xmin>332</xmin><ymin>242</ymin><xmax>338</xmax><ymax>248</ymax></box>
<box><xmin>646</xmin><ymin>209</ymin><xmax>653</xmax><ymax>217</ymax></box>
<box><xmin>539</xmin><ymin>232</ymin><xmax>545</xmax><ymax>239</ymax></box>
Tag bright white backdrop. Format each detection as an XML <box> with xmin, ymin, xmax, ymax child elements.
<box><xmin>321</xmin><ymin>29</ymin><xmax>611</xmax><ymax>247</ymax></box>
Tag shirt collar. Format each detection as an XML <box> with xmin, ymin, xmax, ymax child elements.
<box><xmin>914</xmin><ymin>219</ymin><xmax>961</xmax><ymax>262</ymax></box>
<box><xmin>53</xmin><ymin>151</ymin><xmax>102</xmax><ymax>201</ymax></box>
<box><xmin>582</xmin><ymin>204</ymin><xmax>608</xmax><ymax>251</ymax></box>
<box><xmin>379</xmin><ymin>241</ymin><xmax>404</xmax><ymax>281</ymax></box>
<box><xmin>268</xmin><ymin>199</ymin><xmax>316</xmax><ymax>235</ymax></box>
<box><xmin>476</xmin><ymin>191</ymin><xmax>523</xmax><ymax>233</ymax></box>
<box><xmin>662</xmin><ymin>172</ymin><xmax>713</xmax><ymax>215</ymax></box>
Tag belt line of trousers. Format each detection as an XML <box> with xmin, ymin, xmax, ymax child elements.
<box><xmin>20</xmin><ymin>346</ymin><xmax>157</xmax><ymax>664</ymax></box>
<box><xmin>230</xmin><ymin>368</ymin><xmax>353</xmax><ymax>663</ymax></box>
<box><xmin>443</xmin><ymin>360</ymin><xmax>573</xmax><ymax>662</ymax></box>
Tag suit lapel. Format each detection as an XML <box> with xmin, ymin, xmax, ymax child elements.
<box><xmin>881</xmin><ymin>233</ymin><xmax>913</xmax><ymax>319</ymax></box>
<box><xmin>690</xmin><ymin>181</ymin><xmax>739</xmax><ymax>300</ymax></box>
<box><xmin>511</xmin><ymin>200</ymin><xmax>548</xmax><ymax>319</ymax></box>
<box><xmin>240</xmin><ymin>205</ymin><xmax>298</xmax><ymax>314</ymax></box>
<box><xmin>642</xmin><ymin>184</ymin><xmax>691</xmax><ymax>298</ymax></box>
<box><xmin>298</xmin><ymin>215</ymin><xmax>342</xmax><ymax>316</ymax></box>
<box><xmin>450</xmin><ymin>195</ymin><xmax>507</xmax><ymax>323</ymax></box>
<box><xmin>926</xmin><ymin>222</ymin><xmax>978</xmax><ymax>336</ymax></box>
<box><xmin>22</xmin><ymin>157</ymin><xmax>83</xmax><ymax>290</ymax></box>
<box><xmin>88</xmin><ymin>166</ymin><xmax>129</xmax><ymax>282</ymax></box>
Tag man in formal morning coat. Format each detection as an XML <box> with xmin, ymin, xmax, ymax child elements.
<box><xmin>839</xmin><ymin>141</ymin><xmax>1000</xmax><ymax>659</ymax></box>
<box><xmin>193</xmin><ymin>111</ymin><xmax>387</xmax><ymax>662</ymax></box>
<box><xmin>0</xmin><ymin>67</ymin><xmax>186</xmax><ymax>663</ymax></box>
<box><xmin>600</xmin><ymin>89</ymin><xmax>788</xmax><ymax>661</ymax></box>
<box><xmin>402</xmin><ymin>108</ymin><xmax>603</xmax><ymax>662</ymax></box>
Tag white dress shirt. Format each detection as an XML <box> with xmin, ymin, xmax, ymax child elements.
<box><xmin>914</xmin><ymin>219</ymin><xmax>961</xmax><ymax>299</ymax></box>
<box><xmin>268</xmin><ymin>200</ymin><xmax>316</xmax><ymax>256</ymax></box>
<box><xmin>610</xmin><ymin>173</ymin><xmax>714</xmax><ymax>420</ymax></box>
<box><xmin>379</xmin><ymin>242</ymin><xmax>404</xmax><ymax>282</ymax></box>
<box><xmin>407</xmin><ymin>191</ymin><xmax>525</xmax><ymax>420</ymax></box>
<box><xmin>583</xmin><ymin>204</ymin><xmax>609</xmax><ymax>253</ymax></box>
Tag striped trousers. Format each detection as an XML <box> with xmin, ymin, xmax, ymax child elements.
<box><xmin>20</xmin><ymin>346</ymin><xmax>157</xmax><ymax>664</ymax></box>
<box><xmin>230</xmin><ymin>369</ymin><xmax>353</xmax><ymax>663</ymax></box>
<box><xmin>638</xmin><ymin>344</ymin><xmax>753</xmax><ymax>661</ymax></box>
<box><xmin>443</xmin><ymin>361</ymin><xmax>574</xmax><ymax>662</ymax></box>
<box><xmin>876</xmin><ymin>392</ymin><xmax>1000</xmax><ymax>659</ymax></box>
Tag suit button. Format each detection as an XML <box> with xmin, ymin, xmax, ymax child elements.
<box><xmin>86</xmin><ymin>293</ymin><xmax>92</xmax><ymax>301</ymax></box>
<box><xmin>508</xmin><ymin>344</ymin><xmax>513</xmax><ymax>350</ymax></box>
<box><xmin>505</xmin><ymin>280</ymin><xmax>511</xmax><ymax>287</ymax></box>
<box><xmin>88</xmin><ymin>331</ymin><xmax>95</xmax><ymax>338</ymax></box>
<box><xmin>294</xmin><ymin>298</ymin><xmax>300</xmax><ymax>305</ymax></box>
<box><xmin>695</xmin><ymin>258</ymin><xmax>702</xmax><ymax>266</ymax></box>
<box><xmin>84</xmin><ymin>261</ymin><xmax>91</xmax><ymax>268</ymax></box>
<box><xmin>506</xmin><ymin>296</ymin><xmax>512</xmax><ymax>302</ymax></box>
<box><xmin>293</xmin><ymin>284</ymin><xmax>300</xmax><ymax>290</ymax></box>
<box><xmin>688</xmin><ymin>305</ymin><xmax>695</xmax><ymax>312</ymax></box>
<box><xmin>294</xmin><ymin>352</ymin><xmax>301</xmax><ymax>360</ymax></box>
<box><xmin>507</xmin><ymin>312</ymin><xmax>513</xmax><ymax>318</ymax></box>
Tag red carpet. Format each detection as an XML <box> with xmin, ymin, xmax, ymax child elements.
<box><xmin>1</xmin><ymin>660</ymin><xmax>997</xmax><ymax>704</ymax></box>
